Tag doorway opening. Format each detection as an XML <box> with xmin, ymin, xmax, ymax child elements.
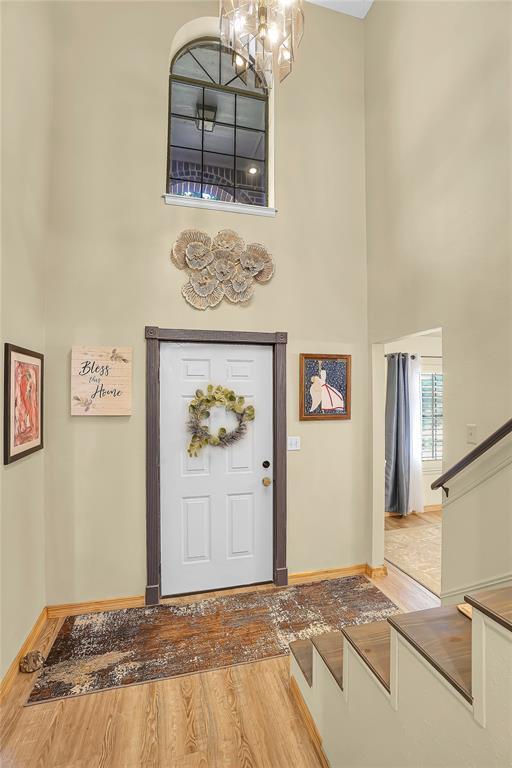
<box><xmin>372</xmin><ymin>329</ymin><xmax>443</xmax><ymax>596</ymax></box>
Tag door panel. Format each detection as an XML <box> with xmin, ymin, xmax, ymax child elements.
<box><xmin>182</xmin><ymin>447</ymin><xmax>210</xmax><ymax>477</ymax></box>
<box><xmin>182</xmin><ymin>497</ymin><xmax>211</xmax><ymax>562</ymax></box>
<box><xmin>226</xmin><ymin>358</ymin><xmax>255</xmax><ymax>380</ymax></box>
<box><xmin>181</xmin><ymin>358</ymin><xmax>211</xmax><ymax>379</ymax></box>
<box><xmin>160</xmin><ymin>343</ymin><xmax>273</xmax><ymax>595</ymax></box>
<box><xmin>227</xmin><ymin>493</ymin><xmax>254</xmax><ymax>558</ymax></box>
<box><xmin>227</xmin><ymin>407</ymin><xmax>254</xmax><ymax>473</ymax></box>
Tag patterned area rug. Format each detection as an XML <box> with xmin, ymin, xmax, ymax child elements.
<box><xmin>28</xmin><ymin>576</ymin><xmax>398</xmax><ymax>704</ymax></box>
<box><xmin>385</xmin><ymin>522</ymin><xmax>441</xmax><ymax>595</ymax></box>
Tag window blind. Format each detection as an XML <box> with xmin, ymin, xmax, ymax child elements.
<box><xmin>421</xmin><ymin>372</ymin><xmax>443</xmax><ymax>460</ymax></box>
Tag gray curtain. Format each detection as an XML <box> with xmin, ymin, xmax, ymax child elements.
<box><xmin>385</xmin><ymin>353</ymin><xmax>410</xmax><ymax>515</ymax></box>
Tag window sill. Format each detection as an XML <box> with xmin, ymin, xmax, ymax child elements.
<box><xmin>162</xmin><ymin>194</ymin><xmax>277</xmax><ymax>218</ymax></box>
<box><xmin>422</xmin><ymin>460</ymin><xmax>443</xmax><ymax>475</ymax></box>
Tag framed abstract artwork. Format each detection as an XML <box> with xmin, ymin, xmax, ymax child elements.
<box><xmin>4</xmin><ymin>344</ymin><xmax>44</xmax><ymax>464</ymax></box>
<box><xmin>299</xmin><ymin>354</ymin><xmax>351</xmax><ymax>421</ymax></box>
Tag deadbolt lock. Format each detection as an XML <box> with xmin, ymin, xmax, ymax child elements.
<box><xmin>262</xmin><ymin>477</ymin><xmax>272</xmax><ymax>487</ymax></box>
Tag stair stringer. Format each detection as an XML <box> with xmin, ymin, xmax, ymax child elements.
<box><xmin>290</xmin><ymin>608</ymin><xmax>512</xmax><ymax>768</ymax></box>
<box><xmin>290</xmin><ymin>650</ymin><xmax>323</xmax><ymax>728</ymax></box>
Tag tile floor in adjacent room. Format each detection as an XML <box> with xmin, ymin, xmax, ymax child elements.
<box><xmin>385</xmin><ymin>508</ymin><xmax>442</xmax><ymax>595</ymax></box>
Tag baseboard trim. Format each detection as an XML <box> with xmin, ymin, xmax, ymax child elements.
<box><xmin>441</xmin><ymin>572</ymin><xmax>512</xmax><ymax>604</ymax></box>
<box><xmin>47</xmin><ymin>594</ymin><xmax>145</xmax><ymax>619</ymax></box>
<box><xmin>289</xmin><ymin>563</ymin><xmax>367</xmax><ymax>584</ymax></box>
<box><xmin>289</xmin><ymin>563</ymin><xmax>387</xmax><ymax>584</ymax></box>
<box><xmin>290</xmin><ymin>675</ymin><xmax>330</xmax><ymax>767</ymax></box>
<box><xmin>365</xmin><ymin>564</ymin><xmax>388</xmax><ymax>578</ymax></box>
<box><xmin>0</xmin><ymin>606</ymin><xmax>47</xmax><ymax>701</ymax></box>
<box><xmin>30</xmin><ymin>567</ymin><xmax>380</xmax><ymax>624</ymax></box>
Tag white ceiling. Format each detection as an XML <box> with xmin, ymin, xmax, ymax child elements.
<box><xmin>306</xmin><ymin>0</ymin><xmax>374</xmax><ymax>19</ymax></box>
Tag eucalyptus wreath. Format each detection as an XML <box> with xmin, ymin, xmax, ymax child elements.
<box><xmin>187</xmin><ymin>385</ymin><xmax>255</xmax><ymax>457</ymax></box>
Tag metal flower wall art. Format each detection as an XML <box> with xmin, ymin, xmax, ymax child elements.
<box><xmin>171</xmin><ymin>229</ymin><xmax>274</xmax><ymax>310</ymax></box>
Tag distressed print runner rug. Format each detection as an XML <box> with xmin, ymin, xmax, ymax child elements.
<box><xmin>28</xmin><ymin>575</ymin><xmax>398</xmax><ymax>704</ymax></box>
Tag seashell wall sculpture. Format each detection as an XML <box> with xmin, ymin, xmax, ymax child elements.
<box><xmin>171</xmin><ymin>229</ymin><xmax>274</xmax><ymax>310</ymax></box>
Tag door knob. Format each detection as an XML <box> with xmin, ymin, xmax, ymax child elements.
<box><xmin>262</xmin><ymin>477</ymin><xmax>272</xmax><ymax>487</ymax></box>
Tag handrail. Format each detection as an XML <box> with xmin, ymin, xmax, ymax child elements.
<box><xmin>431</xmin><ymin>417</ymin><xmax>512</xmax><ymax>496</ymax></box>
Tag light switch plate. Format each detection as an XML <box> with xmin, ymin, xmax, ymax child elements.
<box><xmin>466</xmin><ymin>424</ymin><xmax>477</xmax><ymax>445</ymax></box>
<box><xmin>287</xmin><ymin>436</ymin><xmax>301</xmax><ymax>451</ymax></box>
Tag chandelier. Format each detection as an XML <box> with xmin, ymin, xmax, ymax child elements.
<box><xmin>220</xmin><ymin>1</ymin><xmax>304</xmax><ymax>89</ymax></box>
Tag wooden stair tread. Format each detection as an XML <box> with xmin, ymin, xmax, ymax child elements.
<box><xmin>312</xmin><ymin>631</ymin><xmax>344</xmax><ymax>690</ymax></box>
<box><xmin>464</xmin><ymin>586</ymin><xmax>512</xmax><ymax>632</ymax></box>
<box><xmin>289</xmin><ymin>639</ymin><xmax>313</xmax><ymax>687</ymax></box>
<box><xmin>342</xmin><ymin>620</ymin><xmax>391</xmax><ymax>692</ymax></box>
<box><xmin>457</xmin><ymin>603</ymin><xmax>473</xmax><ymax>620</ymax></box>
<box><xmin>389</xmin><ymin>606</ymin><xmax>472</xmax><ymax>703</ymax></box>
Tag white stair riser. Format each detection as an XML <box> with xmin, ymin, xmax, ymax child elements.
<box><xmin>292</xmin><ymin>609</ymin><xmax>512</xmax><ymax>768</ymax></box>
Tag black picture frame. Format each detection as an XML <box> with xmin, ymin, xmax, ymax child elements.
<box><xmin>4</xmin><ymin>343</ymin><xmax>44</xmax><ymax>464</ymax></box>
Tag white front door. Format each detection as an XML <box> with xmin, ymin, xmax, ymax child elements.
<box><xmin>160</xmin><ymin>343</ymin><xmax>273</xmax><ymax>596</ymax></box>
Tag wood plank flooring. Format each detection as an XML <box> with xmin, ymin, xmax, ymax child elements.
<box><xmin>0</xmin><ymin>567</ymin><xmax>439</xmax><ymax>768</ymax></box>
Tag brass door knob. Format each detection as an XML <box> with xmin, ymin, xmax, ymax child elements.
<box><xmin>262</xmin><ymin>477</ymin><xmax>272</xmax><ymax>487</ymax></box>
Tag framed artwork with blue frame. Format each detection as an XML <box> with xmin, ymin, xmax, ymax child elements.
<box><xmin>299</xmin><ymin>354</ymin><xmax>351</xmax><ymax>421</ymax></box>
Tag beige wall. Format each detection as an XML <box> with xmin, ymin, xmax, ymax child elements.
<box><xmin>0</xmin><ymin>2</ymin><xmax>52</xmax><ymax>675</ymax></box>
<box><xmin>42</xmin><ymin>1</ymin><xmax>368</xmax><ymax>604</ymax></box>
<box><xmin>365</xmin><ymin>0</ymin><xmax>512</xmax><ymax>462</ymax></box>
<box><xmin>365</xmin><ymin>1</ymin><xmax>512</xmax><ymax>587</ymax></box>
<box><xmin>2</xmin><ymin>0</ymin><xmax>510</xmax><ymax>674</ymax></box>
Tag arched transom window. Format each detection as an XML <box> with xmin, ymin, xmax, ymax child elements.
<box><xmin>168</xmin><ymin>38</ymin><xmax>268</xmax><ymax>208</ymax></box>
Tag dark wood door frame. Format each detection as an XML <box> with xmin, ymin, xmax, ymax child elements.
<box><xmin>145</xmin><ymin>326</ymin><xmax>288</xmax><ymax>605</ymax></box>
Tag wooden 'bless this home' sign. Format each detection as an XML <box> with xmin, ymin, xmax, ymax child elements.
<box><xmin>71</xmin><ymin>346</ymin><xmax>132</xmax><ymax>416</ymax></box>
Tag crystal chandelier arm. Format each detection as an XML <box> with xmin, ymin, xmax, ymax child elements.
<box><xmin>220</xmin><ymin>0</ymin><xmax>304</xmax><ymax>89</ymax></box>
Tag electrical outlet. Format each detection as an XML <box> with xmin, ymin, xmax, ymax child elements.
<box><xmin>466</xmin><ymin>424</ymin><xmax>477</xmax><ymax>445</ymax></box>
<box><xmin>287</xmin><ymin>436</ymin><xmax>301</xmax><ymax>451</ymax></box>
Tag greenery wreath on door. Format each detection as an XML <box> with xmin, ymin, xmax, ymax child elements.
<box><xmin>187</xmin><ymin>385</ymin><xmax>255</xmax><ymax>457</ymax></box>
